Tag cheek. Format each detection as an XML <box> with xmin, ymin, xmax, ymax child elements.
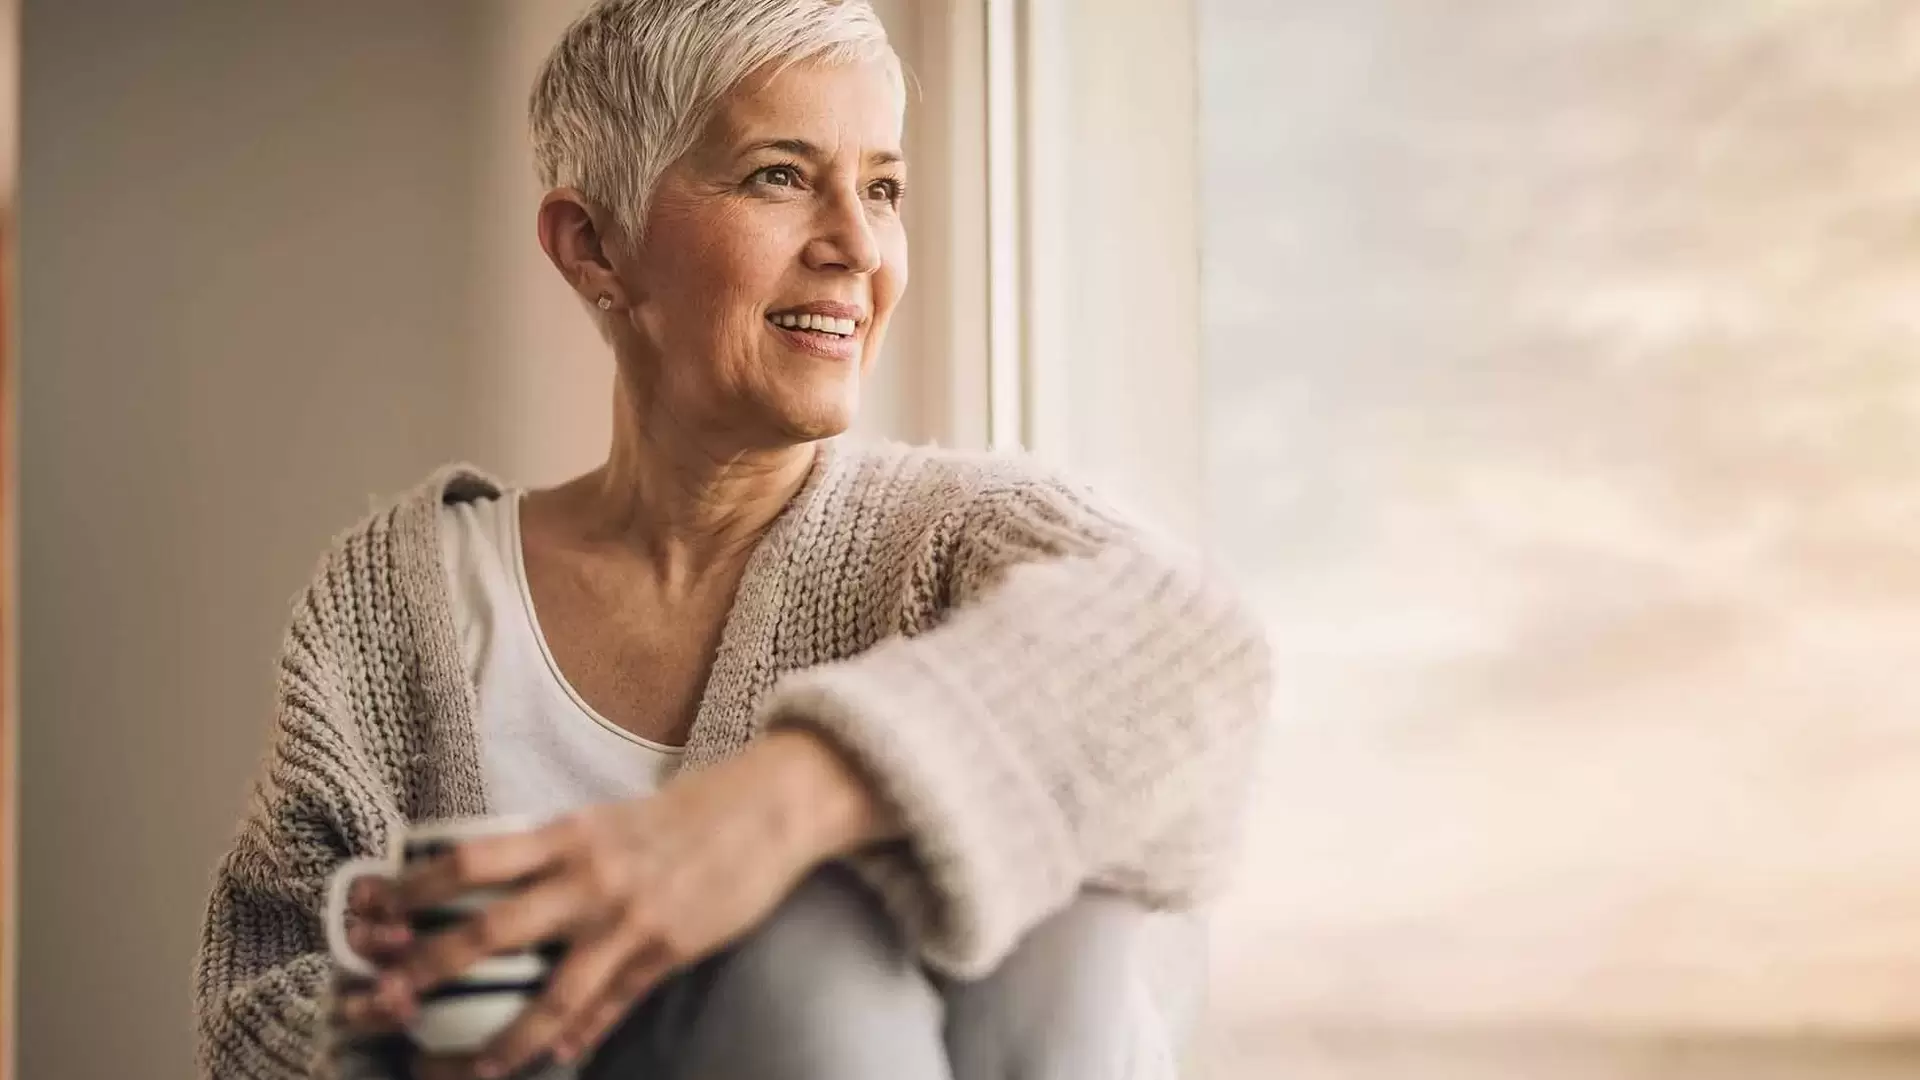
<box><xmin>882</xmin><ymin>229</ymin><xmax>909</xmax><ymax>301</ymax></box>
<box><xmin>863</xmin><ymin>232</ymin><xmax>909</xmax><ymax>359</ymax></box>
<box><xmin>642</xmin><ymin>204</ymin><xmax>789</xmax><ymax>329</ymax></box>
<box><xmin>715</xmin><ymin>231</ymin><xmax>790</xmax><ymax>305</ymax></box>
<box><xmin>687</xmin><ymin>247</ymin><xmax>774</xmax><ymax>323</ymax></box>
<box><xmin>870</xmin><ymin>227</ymin><xmax>909</xmax><ymax>317</ymax></box>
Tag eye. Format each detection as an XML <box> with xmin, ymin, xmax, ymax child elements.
<box><xmin>751</xmin><ymin>164</ymin><xmax>802</xmax><ymax>188</ymax></box>
<box><xmin>866</xmin><ymin>177</ymin><xmax>906</xmax><ymax>205</ymax></box>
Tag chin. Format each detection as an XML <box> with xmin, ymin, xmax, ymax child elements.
<box><xmin>766</xmin><ymin>383</ymin><xmax>860</xmax><ymax>444</ymax></box>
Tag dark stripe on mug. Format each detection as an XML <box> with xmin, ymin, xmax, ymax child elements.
<box><xmin>409</xmin><ymin>907</ymin><xmax>470</xmax><ymax>935</ymax></box>
<box><xmin>421</xmin><ymin>979</ymin><xmax>547</xmax><ymax>1004</ymax></box>
<box><xmin>404</xmin><ymin>839</ymin><xmax>457</xmax><ymax>863</ymax></box>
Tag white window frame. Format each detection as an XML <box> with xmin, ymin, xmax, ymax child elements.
<box><xmin>917</xmin><ymin>1</ymin><xmax>1206</xmax><ymax>539</ymax></box>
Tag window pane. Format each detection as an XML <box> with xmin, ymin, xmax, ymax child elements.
<box><xmin>1199</xmin><ymin>0</ymin><xmax>1920</xmax><ymax>1053</ymax></box>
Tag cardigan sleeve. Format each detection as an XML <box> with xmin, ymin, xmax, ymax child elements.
<box><xmin>194</xmin><ymin>584</ymin><xmax>406</xmax><ymax>1080</ymax></box>
<box><xmin>762</xmin><ymin>464</ymin><xmax>1273</xmax><ymax>977</ymax></box>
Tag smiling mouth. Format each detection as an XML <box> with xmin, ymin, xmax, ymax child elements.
<box><xmin>767</xmin><ymin>312</ymin><xmax>858</xmax><ymax>338</ymax></box>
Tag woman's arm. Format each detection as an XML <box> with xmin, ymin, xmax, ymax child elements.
<box><xmin>195</xmin><ymin>588</ymin><xmax>402</xmax><ymax>1080</ymax></box>
<box><xmin>761</xmin><ymin>464</ymin><xmax>1274</xmax><ymax>977</ymax></box>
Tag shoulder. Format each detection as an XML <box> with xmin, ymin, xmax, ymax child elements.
<box><xmin>821</xmin><ymin>438</ymin><xmax>1141</xmax><ymax>556</ymax></box>
<box><xmin>265</xmin><ymin>466</ymin><xmax>505</xmax><ymax>821</ymax></box>
<box><xmin>824</xmin><ymin>438</ymin><xmax>1115</xmax><ymax>517</ymax></box>
<box><xmin>288</xmin><ymin>463</ymin><xmax>506</xmax><ymax>642</ymax></box>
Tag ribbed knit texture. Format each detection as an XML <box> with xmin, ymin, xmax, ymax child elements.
<box><xmin>194</xmin><ymin>438</ymin><xmax>1272</xmax><ymax>1079</ymax></box>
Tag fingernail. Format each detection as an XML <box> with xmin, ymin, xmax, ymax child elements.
<box><xmin>474</xmin><ymin>1060</ymin><xmax>503</xmax><ymax>1079</ymax></box>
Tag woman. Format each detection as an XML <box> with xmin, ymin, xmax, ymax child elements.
<box><xmin>194</xmin><ymin>1</ymin><xmax>1270</xmax><ymax>1077</ymax></box>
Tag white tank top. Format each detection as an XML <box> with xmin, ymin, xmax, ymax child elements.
<box><xmin>438</xmin><ymin>490</ymin><xmax>683</xmax><ymax>821</ymax></box>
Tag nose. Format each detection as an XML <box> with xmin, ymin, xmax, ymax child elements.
<box><xmin>803</xmin><ymin>191</ymin><xmax>882</xmax><ymax>275</ymax></box>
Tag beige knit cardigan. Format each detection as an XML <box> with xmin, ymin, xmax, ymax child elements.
<box><xmin>195</xmin><ymin>438</ymin><xmax>1272</xmax><ymax>1079</ymax></box>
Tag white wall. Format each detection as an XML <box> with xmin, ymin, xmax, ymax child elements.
<box><xmin>20</xmin><ymin>5</ymin><xmax>490</xmax><ymax>1077</ymax></box>
<box><xmin>18</xmin><ymin>2</ymin><xmax>934</xmax><ymax>1076</ymax></box>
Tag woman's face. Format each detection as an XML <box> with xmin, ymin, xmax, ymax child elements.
<box><xmin>614</xmin><ymin>57</ymin><xmax>908</xmax><ymax>446</ymax></box>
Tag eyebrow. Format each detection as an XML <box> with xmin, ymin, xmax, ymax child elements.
<box><xmin>737</xmin><ymin>137</ymin><xmax>905</xmax><ymax>168</ymax></box>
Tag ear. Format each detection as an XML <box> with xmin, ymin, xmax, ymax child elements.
<box><xmin>537</xmin><ymin>188</ymin><xmax>630</xmax><ymax>309</ymax></box>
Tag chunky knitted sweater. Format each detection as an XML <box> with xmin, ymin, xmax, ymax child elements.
<box><xmin>194</xmin><ymin>438</ymin><xmax>1272</xmax><ymax>1079</ymax></box>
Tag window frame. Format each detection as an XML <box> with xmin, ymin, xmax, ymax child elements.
<box><xmin>962</xmin><ymin>0</ymin><xmax>1208</xmax><ymax>535</ymax></box>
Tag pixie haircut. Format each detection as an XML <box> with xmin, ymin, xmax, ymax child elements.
<box><xmin>530</xmin><ymin>0</ymin><xmax>904</xmax><ymax>246</ymax></box>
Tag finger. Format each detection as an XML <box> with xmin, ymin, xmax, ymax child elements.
<box><xmin>346</xmin><ymin>917</ymin><xmax>413</xmax><ymax>964</ymax></box>
<box><xmin>398</xmin><ymin>819</ymin><xmax>575</xmax><ymax>911</ymax></box>
<box><xmin>477</xmin><ymin>927</ymin><xmax>639</xmax><ymax>1076</ymax></box>
<box><xmin>396</xmin><ymin>874</ymin><xmax>589</xmax><ymax>995</ymax></box>
<box><xmin>551</xmin><ymin>950</ymin><xmax>675</xmax><ymax>1066</ymax></box>
<box><xmin>347</xmin><ymin>875</ymin><xmax>402</xmax><ymax>922</ymax></box>
<box><xmin>372</xmin><ymin>973</ymin><xmax>419</xmax><ymax>1026</ymax></box>
<box><xmin>333</xmin><ymin>987</ymin><xmax>407</xmax><ymax>1037</ymax></box>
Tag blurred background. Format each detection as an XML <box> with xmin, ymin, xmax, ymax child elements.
<box><xmin>16</xmin><ymin>1</ymin><xmax>1920</xmax><ymax>1078</ymax></box>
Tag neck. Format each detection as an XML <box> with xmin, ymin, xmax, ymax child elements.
<box><xmin>564</xmin><ymin>378</ymin><xmax>818</xmax><ymax>585</ymax></box>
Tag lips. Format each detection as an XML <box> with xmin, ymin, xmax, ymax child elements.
<box><xmin>767</xmin><ymin>311</ymin><xmax>856</xmax><ymax>337</ymax></box>
<box><xmin>767</xmin><ymin>299</ymin><xmax>867</xmax><ymax>327</ymax></box>
<box><xmin>765</xmin><ymin>313</ymin><xmax>862</xmax><ymax>360</ymax></box>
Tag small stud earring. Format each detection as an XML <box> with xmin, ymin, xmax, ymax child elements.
<box><xmin>596</xmin><ymin>294</ymin><xmax>614</xmax><ymax>311</ymax></box>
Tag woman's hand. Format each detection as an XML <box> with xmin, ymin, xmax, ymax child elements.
<box><xmin>329</xmin><ymin>877</ymin><xmax>487</xmax><ymax>1079</ymax></box>
<box><xmin>386</xmin><ymin>729</ymin><xmax>893</xmax><ymax>1078</ymax></box>
<box><xmin>330</xmin><ymin>876</ymin><xmax>414</xmax><ymax>1037</ymax></box>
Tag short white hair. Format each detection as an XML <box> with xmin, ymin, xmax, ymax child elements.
<box><xmin>530</xmin><ymin>0</ymin><xmax>904</xmax><ymax>245</ymax></box>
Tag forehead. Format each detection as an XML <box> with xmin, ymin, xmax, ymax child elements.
<box><xmin>707</xmin><ymin>57</ymin><xmax>905</xmax><ymax>155</ymax></box>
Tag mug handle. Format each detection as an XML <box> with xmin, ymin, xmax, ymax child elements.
<box><xmin>323</xmin><ymin>856</ymin><xmax>399</xmax><ymax>979</ymax></box>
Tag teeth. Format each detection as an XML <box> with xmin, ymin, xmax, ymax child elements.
<box><xmin>770</xmin><ymin>312</ymin><xmax>856</xmax><ymax>336</ymax></box>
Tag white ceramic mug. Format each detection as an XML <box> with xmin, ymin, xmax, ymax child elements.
<box><xmin>324</xmin><ymin>815</ymin><xmax>553</xmax><ymax>1054</ymax></box>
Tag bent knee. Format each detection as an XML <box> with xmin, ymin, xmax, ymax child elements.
<box><xmin>715</xmin><ymin>869</ymin><xmax>940</xmax><ymax>1027</ymax></box>
<box><xmin>947</xmin><ymin>894</ymin><xmax>1178</xmax><ymax>1080</ymax></box>
<box><xmin>672</xmin><ymin>869</ymin><xmax>945</xmax><ymax>1079</ymax></box>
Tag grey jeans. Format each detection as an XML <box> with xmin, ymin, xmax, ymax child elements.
<box><xmin>572</xmin><ymin>866</ymin><xmax>1188</xmax><ymax>1080</ymax></box>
